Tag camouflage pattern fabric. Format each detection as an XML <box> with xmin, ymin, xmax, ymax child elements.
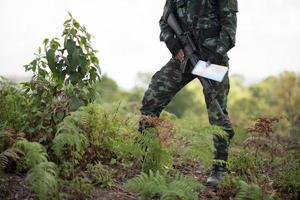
<box><xmin>160</xmin><ymin>0</ymin><xmax>238</xmax><ymax>64</ymax></box>
<box><xmin>140</xmin><ymin>0</ymin><xmax>238</xmax><ymax>165</ymax></box>
<box><xmin>140</xmin><ymin>58</ymin><xmax>234</xmax><ymax>163</ymax></box>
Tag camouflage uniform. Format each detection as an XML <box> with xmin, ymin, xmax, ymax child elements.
<box><xmin>140</xmin><ymin>0</ymin><xmax>238</xmax><ymax>169</ymax></box>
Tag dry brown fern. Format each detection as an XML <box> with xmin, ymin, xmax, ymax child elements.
<box><xmin>139</xmin><ymin>115</ymin><xmax>176</xmax><ymax>148</ymax></box>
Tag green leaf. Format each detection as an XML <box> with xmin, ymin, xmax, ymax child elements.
<box><xmin>69</xmin><ymin>73</ymin><xmax>81</xmax><ymax>84</ymax></box>
<box><xmin>50</xmin><ymin>39</ymin><xmax>60</xmax><ymax>50</ymax></box>
<box><xmin>63</xmin><ymin>19</ymin><xmax>71</xmax><ymax>25</ymax></box>
<box><xmin>69</xmin><ymin>97</ymin><xmax>84</xmax><ymax>111</ymax></box>
<box><xmin>65</xmin><ymin>39</ymin><xmax>76</xmax><ymax>55</ymax></box>
<box><xmin>73</xmin><ymin>19</ymin><xmax>80</xmax><ymax>29</ymax></box>
<box><xmin>70</xmin><ymin>28</ymin><xmax>77</xmax><ymax>37</ymax></box>
<box><xmin>91</xmin><ymin>56</ymin><xmax>99</xmax><ymax>65</ymax></box>
<box><xmin>68</xmin><ymin>12</ymin><xmax>73</xmax><ymax>19</ymax></box>
<box><xmin>30</xmin><ymin>60</ymin><xmax>38</xmax><ymax>72</ymax></box>
<box><xmin>46</xmin><ymin>48</ymin><xmax>56</xmax><ymax>71</ymax></box>
<box><xmin>53</xmin><ymin>111</ymin><xmax>65</xmax><ymax>123</ymax></box>
<box><xmin>43</xmin><ymin>38</ymin><xmax>49</xmax><ymax>46</ymax></box>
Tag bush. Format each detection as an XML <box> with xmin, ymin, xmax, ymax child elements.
<box><xmin>22</xmin><ymin>12</ymin><xmax>101</xmax><ymax>142</ymax></box>
<box><xmin>0</xmin><ymin>85</ymin><xmax>29</xmax><ymax>132</ymax></box>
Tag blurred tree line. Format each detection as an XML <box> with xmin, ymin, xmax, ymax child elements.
<box><xmin>97</xmin><ymin>71</ymin><xmax>300</xmax><ymax>140</ymax></box>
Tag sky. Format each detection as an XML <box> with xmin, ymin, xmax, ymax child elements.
<box><xmin>0</xmin><ymin>0</ymin><xmax>299</xmax><ymax>89</ymax></box>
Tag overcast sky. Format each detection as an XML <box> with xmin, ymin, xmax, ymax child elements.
<box><xmin>0</xmin><ymin>0</ymin><xmax>299</xmax><ymax>89</ymax></box>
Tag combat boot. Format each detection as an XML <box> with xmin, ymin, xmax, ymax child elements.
<box><xmin>206</xmin><ymin>164</ymin><xmax>226</xmax><ymax>189</ymax></box>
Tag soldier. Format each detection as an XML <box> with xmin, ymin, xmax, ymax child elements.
<box><xmin>139</xmin><ymin>0</ymin><xmax>238</xmax><ymax>188</ymax></box>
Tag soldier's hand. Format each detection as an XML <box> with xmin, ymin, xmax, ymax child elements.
<box><xmin>175</xmin><ymin>49</ymin><xmax>185</xmax><ymax>62</ymax></box>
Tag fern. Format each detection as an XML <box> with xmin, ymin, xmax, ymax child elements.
<box><xmin>125</xmin><ymin>170</ymin><xmax>202</xmax><ymax>200</ymax></box>
<box><xmin>136</xmin><ymin>129</ymin><xmax>173</xmax><ymax>173</ymax></box>
<box><xmin>235</xmin><ymin>181</ymin><xmax>274</xmax><ymax>200</ymax></box>
<box><xmin>15</xmin><ymin>140</ymin><xmax>48</xmax><ymax>169</ymax></box>
<box><xmin>86</xmin><ymin>162</ymin><xmax>113</xmax><ymax>188</ymax></box>
<box><xmin>52</xmin><ymin>131</ymin><xmax>89</xmax><ymax>161</ymax></box>
<box><xmin>0</xmin><ymin>147</ymin><xmax>23</xmax><ymax>170</ymax></box>
<box><xmin>52</xmin><ymin>103</ymin><xmax>122</xmax><ymax>165</ymax></box>
<box><xmin>125</xmin><ymin>170</ymin><xmax>168</xmax><ymax>198</ymax></box>
<box><xmin>25</xmin><ymin>162</ymin><xmax>58</xmax><ymax>200</ymax></box>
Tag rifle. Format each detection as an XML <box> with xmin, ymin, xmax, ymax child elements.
<box><xmin>163</xmin><ymin>6</ymin><xmax>226</xmax><ymax>118</ymax></box>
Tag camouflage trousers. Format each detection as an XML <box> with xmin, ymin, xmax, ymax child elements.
<box><xmin>139</xmin><ymin>58</ymin><xmax>235</xmax><ymax>166</ymax></box>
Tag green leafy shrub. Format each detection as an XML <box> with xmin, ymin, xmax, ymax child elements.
<box><xmin>22</xmin><ymin>13</ymin><xmax>100</xmax><ymax>141</ymax></box>
<box><xmin>125</xmin><ymin>170</ymin><xmax>202</xmax><ymax>200</ymax></box>
<box><xmin>25</xmin><ymin>162</ymin><xmax>58</xmax><ymax>200</ymax></box>
<box><xmin>24</xmin><ymin>12</ymin><xmax>100</xmax><ymax>88</ymax></box>
<box><xmin>235</xmin><ymin>180</ymin><xmax>274</xmax><ymax>200</ymax></box>
<box><xmin>86</xmin><ymin>162</ymin><xmax>113</xmax><ymax>188</ymax></box>
<box><xmin>0</xmin><ymin>85</ymin><xmax>29</xmax><ymax>132</ymax></box>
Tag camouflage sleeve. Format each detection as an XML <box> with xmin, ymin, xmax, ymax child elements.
<box><xmin>216</xmin><ymin>0</ymin><xmax>238</xmax><ymax>55</ymax></box>
<box><xmin>159</xmin><ymin>0</ymin><xmax>175</xmax><ymax>42</ymax></box>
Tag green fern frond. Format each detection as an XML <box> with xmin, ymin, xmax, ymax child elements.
<box><xmin>136</xmin><ymin>129</ymin><xmax>173</xmax><ymax>173</ymax></box>
<box><xmin>15</xmin><ymin>140</ymin><xmax>48</xmax><ymax>169</ymax></box>
<box><xmin>125</xmin><ymin>170</ymin><xmax>168</xmax><ymax>198</ymax></box>
<box><xmin>52</xmin><ymin>131</ymin><xmax>89</xmax><ymax>159</ymax></box>
<box><xmin>25</xmin><ymin>162</ymin><xmax>58</xmax><ymax>200</ymax></box>
<box><xmin>235</xmin><ymin>180</ymin><xmax>274</xmax><ymax>200</ymax></box>
<box><xmin>125</xmin><ymin>170</ymin><xmax>201</xmax><ymax>200</ymax></box>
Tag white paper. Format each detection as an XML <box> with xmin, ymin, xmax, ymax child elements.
<box><xmin>191</xmin><ymin>60</ymin><xmax>228</xmax><ymax>82</ymax></box>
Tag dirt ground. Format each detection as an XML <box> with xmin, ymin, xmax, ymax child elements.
<box><xmin>2</xmin><ymin>161</ymin><xmax>224</xmax><ymax>200</ymax></box>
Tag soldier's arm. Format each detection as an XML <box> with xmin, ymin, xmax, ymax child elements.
<box><xmin>216</xmin><ymin>0</ymin><xmax>238</xmax><ymax>56</ymax></box>
<box><xmin>159</xmin><ymin>0</ymin><xmax>182</xmax><ymax>56</ymax></box>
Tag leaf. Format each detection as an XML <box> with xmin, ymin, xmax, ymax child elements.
<box><xmin>65</xmin><ymin>39</ymin><xmax>76</xmax><ymax>55</ymax></box>
<box><xmin>30</xmin><ymin>60</ymin><xmax>38</xmax><ymax>72</ymax></box>
<box><xmin>91</xmin><ymin>56</ymin><xmax>99</xmax><ymax>65</ymax></box>
<box><xmin>64</xmin><ymin>19</ymin><xmax>71</xmax><ymax>25</ymax></box>
<box><xmin>50</xmin><ymin>39</ymin><xmax>60</xmax><ymax>50</ymax></box>
<box><xmin>80</xmin><ymin>37</ymin><xmax>87</xmax><ymax>45</ymax></box>
<box><xmin>69</xmin><ymin>97</ymin><xmax>84</xmax><ymax>111</ymax></box>
<box><xmin>43</xmin><ymin>38</ymin><xmax>49</xmax><ymax>46</ymax></box>
<box><xmin>68</xmin><ymin>12</ymin><xmax>73</xmax><ymax>19</ymax></box>
<box><xmin>70</xmin><ymin>28</ymin><xmax>77</xmax><ymax>37</ymax></box>
<box><xmin>73</xmin><ymin>19</ymin><xmax>80</xmax><ymax>29</ymax></box>
<box><xmin>53</xmin><ymin>111</ymin><xmax>65</xmax><ymax>123</ymax></box>
<box><xmin>46</xmin><ymin>48</ymin><xmax>56</xmax><ymax>71</ymax></box>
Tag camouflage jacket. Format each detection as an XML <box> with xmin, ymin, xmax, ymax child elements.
<box><xmin>160</xmin><ymin>0</ymin><xmax>238</xmax><ymax>61</ymax></box>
